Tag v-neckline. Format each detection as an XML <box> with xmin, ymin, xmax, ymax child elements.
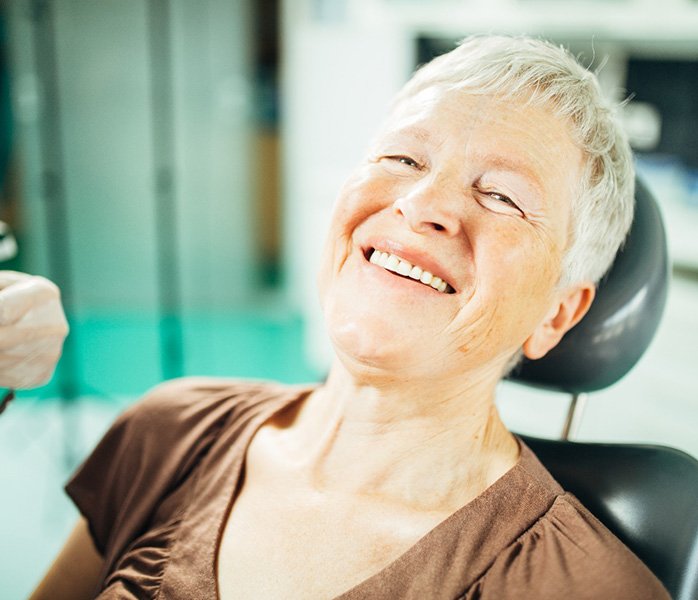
<box><xmin>192</xmin><ymin>385</ymin><xmax>547</xmax><ymax>600</ymax></box>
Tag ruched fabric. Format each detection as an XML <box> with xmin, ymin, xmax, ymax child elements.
<box><xmin>66</xmin><ymin>378</ymin><xmax>670</xmax><ymax>599</ymax></box>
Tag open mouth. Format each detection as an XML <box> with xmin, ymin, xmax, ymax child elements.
<box><xmin>366</xmin><ymin>248</ymin><xmax>455</xmax><ymax>294</ymax></box>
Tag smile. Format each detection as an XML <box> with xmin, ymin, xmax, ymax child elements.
<box><xmin>368</xmin><ymin>248</ymin><xmax>455</xmax><ymax>294</ymax></box>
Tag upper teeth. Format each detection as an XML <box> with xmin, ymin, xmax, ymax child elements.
<box><xmin>369</xmin><ymin>249</ymin><xmax>452</xmax><ymax>293</ymax></box>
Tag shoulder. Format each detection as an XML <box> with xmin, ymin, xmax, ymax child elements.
<box><xmin>70</xmin><ymin>376</ymin><xmax>305</xmax><ymax>496</ymax></box>
<box><xmin>65</xmin><ymin>377</ymin><xmax>310</xmax><ymax>555</ymax></box>
<box><xmin>473</xmin><ymin>491</ymin><xmax>670</xmax><ymax>600</ymax></box>
<box><xmin>115</xmin><ymin>376</ymin><xmax>292</xmax><ymax>438</ymax></box>
<box><xmin>108</xmin><ymin>377</ymin><xmax>316</xmax><ymax>473</ymax></box>
<box><xmin>121</xmin><ymin>375</ymin><xmax>264</xmax><ymax>418</ymax></box>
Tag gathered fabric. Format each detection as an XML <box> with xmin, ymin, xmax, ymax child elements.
<box><xmin>66</xmin><ymin>378</ymin><xmax>669</xmax><ymax>600</ymax></box>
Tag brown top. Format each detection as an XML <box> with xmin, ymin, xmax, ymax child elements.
<box><xmin>66</xmin><ymin>378</ymin><xmax>670</xmax><ymax>599</ymax></box>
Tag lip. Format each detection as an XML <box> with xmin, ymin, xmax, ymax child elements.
<box><xmin>361</xmin><ymin>237</ymin><xmax>459</xmax><ymax>293</ymax></box>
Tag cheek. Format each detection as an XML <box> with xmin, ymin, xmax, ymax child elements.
<box><xmin>463</xmin><ymin>224</ymin><xmax>562</xmax><ymax>345</ymax></box>
<box><xmin>497</xmin><ymin>243</ymin><xmax>561</xmax><ymax>337</ymax></box>
<box><xmin>329</xmin><ymin>170</ymin><xmax>393</xmax><ymax>235</ymax></box>
<box><xmin>489</xmin><ymin>217</ymin><xmax>561</xmax><ymax>286</ymax></box>
<box><xmin>318</xmin><ymin>171</ymin><xmax>395</xmax><ymax>303</ymax></box>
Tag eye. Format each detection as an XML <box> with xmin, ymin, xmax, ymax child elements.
<box><xmin>479</xmin><ymin>188</ymin><xmax>524</xmax><ymax>216</ymax></box>
<box><xmin>385</xmin><ymin>155</ymin><xmax>422</xmax><ymax>170</ymax></box>
<box><xmin>488</xmin><ymin>191</ymin><xmax>518</xmax><ymax>208</ymax></box>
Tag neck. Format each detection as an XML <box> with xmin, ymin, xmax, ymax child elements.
<box><xmin>277</xmin><ymin>359</ymin><xmax>519</xmax><ymax>512</ymax></box>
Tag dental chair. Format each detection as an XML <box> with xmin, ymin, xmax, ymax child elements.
<box><xmin>509</xmin><ymin>178</ymin><xmax>698</xmax><ymax>600</ymax></box>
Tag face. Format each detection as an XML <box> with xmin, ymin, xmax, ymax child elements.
<box><xmin>318</xmin><ymin>88</ymin><xmax>585</xmax><ymax>383</ymax></box>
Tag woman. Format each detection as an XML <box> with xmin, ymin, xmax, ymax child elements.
<box><xmin>32</xmin><ymin>35</ymin><xmax>669</xmax><ymax>599</ymax></box>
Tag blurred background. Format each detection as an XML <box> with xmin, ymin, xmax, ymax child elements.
<box><xmin>1</xmin><ymin>0</ymin><xmax>697</xmax><ymax>596</ymax></box>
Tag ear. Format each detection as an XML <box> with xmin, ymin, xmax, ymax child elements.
<box><xmin>522</xmin><ymin>283</ymin><xmax>596</xmax><ymax>360</ymax></box>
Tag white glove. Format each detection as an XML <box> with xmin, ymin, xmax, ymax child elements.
<box><xmin>0</xmin><ymin>271</ymin><xmax>69</xmax><ymax>389</ymax></box>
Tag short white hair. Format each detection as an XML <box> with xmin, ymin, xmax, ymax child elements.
<box><xmin>394</xmin><ymin>35</ymin><xmax>635</xmax><ymax>286</ymax></box>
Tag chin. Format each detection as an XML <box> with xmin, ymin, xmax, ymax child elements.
<box><xmin>328</xmin><ymin>313</ymin><xmax>394</xmax><ymax>363</ymax></box>
<box><xmin>324</xmin><ymin>304</ymin><xmax>419</xmax><ymax>372</ymax></box>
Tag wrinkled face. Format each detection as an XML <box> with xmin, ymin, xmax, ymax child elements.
<box><xmin>318</xmin><ymin>88</ymin><xmax>584</xmax><ymax>382</ymax></box>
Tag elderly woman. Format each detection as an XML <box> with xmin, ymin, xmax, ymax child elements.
<box><xmin>32</xmin><ymin>35</ymin><xmax>669</xmax><ymax>599</ymax></box>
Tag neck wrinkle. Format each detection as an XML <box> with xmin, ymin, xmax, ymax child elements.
<box><xmin>286</xmin><ymin>359</ymin><xmax>518</xmax><ymax>511</ymax></box>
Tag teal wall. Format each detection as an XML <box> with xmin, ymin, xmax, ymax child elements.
<box><xmin>23</xmin><ymin>310</ymin><xmax>320</xmax><ymax>400</ymax></box>
<box><xmin>3</xmin><ymin>0</ymin><xmax>313</xmax><ymax>398</ymax></box>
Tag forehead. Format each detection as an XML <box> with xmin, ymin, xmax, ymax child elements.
<box><xmin>385</xmin><ymin>87</ymin><xmax>572</xmax><ymax>150</ymax></box>
<box><xmin>381</xmin><ymin>88</ymin><xmax>583</xmax><ymax>198</ymax></box>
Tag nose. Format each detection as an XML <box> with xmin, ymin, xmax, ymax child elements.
<box><xmin>392</xmin><ymin>178</ymin><xmax>462</xmax><ymax>236</ymax></box>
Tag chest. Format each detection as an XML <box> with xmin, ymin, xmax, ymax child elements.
<box><xmin>216</xmin><ymin>452</ymin><xmax>448</xmax><ymax>599</ymax></box>
<box><xmin>218</xmin><ymin>489</ymin><xmax>398</xmax><ymax>598</ymax></box>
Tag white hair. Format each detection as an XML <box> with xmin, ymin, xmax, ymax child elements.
<box><xmin>394</xmin><ymin>35</ymin><xmax>635</xmax><ymax>286</ymax></box>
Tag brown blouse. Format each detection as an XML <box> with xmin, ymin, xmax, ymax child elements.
<box><xmin>66</xmin><ymin>378</ymin><xmax>670</xmax><ymax>599</ymax></box>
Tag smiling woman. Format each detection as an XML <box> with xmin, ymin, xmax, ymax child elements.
<box><xmin>320</xmin><ymin>90</ymin><xmax>588</xmax><ymax>379</ymax></box>
<box><xmin>30</xmin><ymin>35</ymin><xmax>669</xmax><ymax>600</ymax></box>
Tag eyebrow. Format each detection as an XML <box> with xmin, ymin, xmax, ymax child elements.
<box><xmin>476</xmin><ymin>155</ymin><xmax>545</xmax><ymax>197</ymax></box>
<box><xmin>383</xmin><ymin>126</ymin><xmax>434</xmax><ymax>144</ymax></box>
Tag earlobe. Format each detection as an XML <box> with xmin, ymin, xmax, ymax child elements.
<box><xmin>522</xmin><ymin>284</ymin><xmax>596</xmax><ymax>360</ymax></box>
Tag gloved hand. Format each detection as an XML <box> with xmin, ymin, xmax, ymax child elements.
<box><xmin>0</xmin><ymin>271</ymin><xmax>69</xmax><ymax>389</ymax></box>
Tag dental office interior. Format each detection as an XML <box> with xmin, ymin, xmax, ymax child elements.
<box><xmin>1</xmin><ymin>0</ymin><xmax>697</xmax><ymax>596</ymax></box>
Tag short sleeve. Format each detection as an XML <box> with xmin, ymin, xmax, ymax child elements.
<box><xmin>467</xmin><ymin>494</ymin><xmax>671</xmax><ymax>600</ymax></box>
<box><xmin>65</xmin><ymin>377</ymin><xmax>244</xmax><ymax>564</ymax></box>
